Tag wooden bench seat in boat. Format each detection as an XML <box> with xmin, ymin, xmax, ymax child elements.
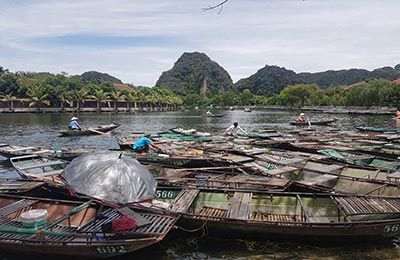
<box><xmin>228</xmin><ymin>192</ymin><xmax>252</xmax><ymax>220</ymax></box>
<box><xmin>249</xmin><ymin>212</ymin><xmax>300</xmax><ymax>222</ymax></box>
<box><xmin>195</xmin><ymin>206</ymin><xmax>228</xmax><ymax>219</ymax></box>
<box><xmin>267</xmin><ymin>166</ymin><xmax>297</xmax><ymax>176</ymax></box>
<box><xmin>298</xmin><ymin>174</ymin><xmax>338</xmax><ymax>186</ymax></box>
<box><xmin>334</xmin><ymin>196</ymin><xmax>400</xmax><ymax>215</ymax></box>
<box><xmin>347</xmin><ymin>155</ymin><xmax>376</xmax><ymax>160</ymax></box>
<box><xmin>317</xmin><ymin>164</ymin><xmax>344</xmax><ymax>173</ymax></box>
<box><xmin>170</xmin><ymin>189</ymin><xmax>199</xmax><ymax>213</ymax></box>
<box><xmin>387</xmin><ymin>172</ymin><xmax>400</xmax><ymax>181</ymax></box>
<box><xmin>280</xmin><ymin>158</ymin><xmax>305</xmax><ymax>165</ymax></box>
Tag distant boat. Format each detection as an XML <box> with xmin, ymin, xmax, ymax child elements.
<box><xmin>229</xmin><ymin>106</ymin><xmax>235</xmax><ymax>111</ymax></box>
<box><xmin>59</xmin><ymin>123</ymin><xmax>120</xmax><ymax>136</ymax></box>
<box><xmin>290</xmin><ymin>119</ymin><xmax>336</xmax><ymax>126</ymax></box>
<box><xmin>244</xmin><ymin>107</ymin><xmax>252</xmax><ymax>112</ymax></box>
<box><xmin>201</xmin><ymin>114</ymin><xmax>224</xmax><ymax>118</ymax></box>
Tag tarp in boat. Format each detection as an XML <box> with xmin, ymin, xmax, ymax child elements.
<box><xmin>61</xmin><ymin>151</ymin><xmax>156</xmax><ymax>205</ymax></box>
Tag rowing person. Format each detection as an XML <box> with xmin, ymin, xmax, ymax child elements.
<box><xmin>69</xmin><ymin>116</ymin><xmax>81</xmax><ymax>130</ymax></box>
<box><xmin>296</xmin><ymin>113</ymin><xmax>306</xmax><ymax>122</ymax></box>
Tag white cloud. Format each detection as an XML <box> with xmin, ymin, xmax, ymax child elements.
<box><xmin>0</xmin><ymin>0</ymin><xmax>400</xmax><ymax>86</ymax></box>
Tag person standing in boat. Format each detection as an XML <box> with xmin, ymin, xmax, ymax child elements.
<box><xmin>296</xmin><ymin>113</ymin><xmax>306</xmax><ymax>122</ymax></box>
<box><xmin>224</xmin><ymin>122</ymin><xmax>248</xmax><ymax>136</ymax></box>
<box><xmin>69</xmin><ymin>116</ymin><xmax>81</xmax><ymax>130</ymax></box>
<box><xmin>132</xmin><ymin>132</ymin><xmax>161</xmax><ymax>154</ymax></box>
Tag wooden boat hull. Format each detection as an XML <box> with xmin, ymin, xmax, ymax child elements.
<box><xmin>177</xmin><ymin>217</ymin><xmax>400</xmax><ymax>241</ymax></box>
<box><xmin>0</xmin><ymin>194</ymin><xmax>178</xmax><ymax>258</ymax></box>
<box><xmin>59</xmin><ymin>123</ymin><xmax>120</xmax><ymax>136</ymax></box>
<box><xmin>0</xmin><ymin>237</ymin><xmax>159</xmax><ymax>258</ymax></box>
<box><xmin>155</xmin><ymin>188</ymin><xmax>400</xmax><ymax>242</ymax></box>
<box><xmin>290</xmin><ymin>119</ymin><xmax>336</xmax><ymax>126</ymax></box>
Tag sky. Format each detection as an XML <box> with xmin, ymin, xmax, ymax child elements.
<box><xmin>0</xmin><ymin>0</ymin><xmax>399</xmax><ymax>86</ymax></box>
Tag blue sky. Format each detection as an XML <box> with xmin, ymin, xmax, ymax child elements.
<box><xmin>0</xmin><ymin>0</ymin><xmax>399</xmax><ymax>86</ymax></box>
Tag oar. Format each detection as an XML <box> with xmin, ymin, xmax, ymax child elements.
<box><xmin>88</xmin><ymin>129</ymin><xmax>108</xmax><ymax>136</ymax></box>
<box><xmin>306</xmin><ymin>118</ymin><xmax>311</xmax><ymax>127</ymax></box>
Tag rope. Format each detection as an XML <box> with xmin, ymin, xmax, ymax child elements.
<box><xmin>175</xmin><ymin>219</ymin><xmax>208</xmax><ymax>235</ymax></box>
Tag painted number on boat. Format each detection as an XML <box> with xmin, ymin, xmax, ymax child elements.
<box><xmin>383</xmin><ymin>224</ymin><xmax>400</xmax><ymax>233</ymax></box>
<box><xmin>156</xmin><ymin>190</ymin><xmax>179</xmax><ymax>199</ymax></box>
<box><xmin>96</xmin><ymin>246</ymin><xmax>127</xmax><ymax>254</ymax></box>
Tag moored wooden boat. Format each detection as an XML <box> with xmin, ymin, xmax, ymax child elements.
<box><xmin>290</xmin><ymin>119</ymin><xmax>336</xmax><ymax>126</ymax></box>
<box><xmin>10</xmin><ymin>154</ymin><xmax>68</xmax><ymax>180</ymax></box>
<box><xmin>152</xmin><ymin>188</ymin><xmax>400</xmax><ymax>242</ymax></box>
<box><xmin>0</xmin><ymin>143</ymin><xmax>88</xmax><ymax>161</ymax></box>
<box><xmin>0</xmin><ymin>194</ymin><xmax>178</xmax><ymax>257</ymax></box>
<box><xmin>155</xmin><ymin>166</ymin><xmax>291</xmax><ymax>192</ymax></box>
<box><xmin>317</xmin><ymin>149</ymin><xmax>400</xmax><ymax>171</ymax></box>
<box><xmin>59</xmin><ymin>123</ymin><xmax>120</xmax><ymax>136</ymax></box>
<box><xmin>201</xmin><ymin>114</ymin><xmax>224</xmax><ymax>118</ymax></box>
<box><xmin>355</xmin><ymin>126</ymin><xmax>399</xmax><ymax>133</ymax></box>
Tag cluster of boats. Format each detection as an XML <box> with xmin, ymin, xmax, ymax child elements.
<box><xmin>2</xmin><ymin>124</ymin><xmax>400</xmax><ymax>257</ymax></box>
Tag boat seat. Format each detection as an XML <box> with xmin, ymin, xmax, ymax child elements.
<box><xmin>170</xmin><ymin>189</ymin><xmax>199</xmax><ymax>213</ymax></box>
<box><xmin>374</xmin><ymin>161</ymin><xmax>400</xmax><ymax>168</ymax></box>
<box><xmin>298</xmin><ymin>174</ymin><xmax>338</xmax><ymax>186</ymax></box>
<box><xmin>0</xmin><ymin>199</ymin><xmax>38</xmax><ymax>216</ymax></box>
<box><xmin>267</xmin><ymin>166</ymin><xmax>298</xmax><ymax>176</ymax></box>
<box><xmin>280</xmin><ymin>158</ymin><xmax>304</xmax><ymax>165</ymax></box>
<box><xmin>195</xmin><ymin>206</ymin><xmax>227</xmax><ymax>219</ymax></box>
<box><xmin>228</xmin><ymin>192</ymin><xmax>252</xmax><ymax>220</ymax></box>
<box><xmin>347</xmin><ymin>155</ymin><xmax>376</xmax><ymax>160</ymax></box>
<box><xmin>34</xmin><ymin>169</ymin><xmax>64</xmax><ymax>177</ymax></box>
<box><xmin>249</xmin><ymin>212</ymin><xmax>300</xmax><ymax>222</ymax></box>
<box><xmin>387</xmin><ymin>172</ymin><xmax>400</xmax><ymax>181</ymax></box>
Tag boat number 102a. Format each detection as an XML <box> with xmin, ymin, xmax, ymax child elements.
<box><xmin>97</xmin><ymin>246</ymin><xmax>127</xmax><ymax>254</ymax></box>
<box><xmin>383</xmin><ymin>224</ymin><xmax>400</xmax><ymax>233</ymax></box>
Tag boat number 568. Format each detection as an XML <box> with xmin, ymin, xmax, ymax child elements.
<box><xmin>383</xmin><ymin>224</ymin><xmax>400</xmax><ymax>233</ymax></box>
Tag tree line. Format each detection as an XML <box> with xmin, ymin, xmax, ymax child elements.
<box><xmin>183</xmin><ymin>79</ymin><xmax>400</xmax><ymax>108</ymax></box>
<box><xmin>1</xmin><ymin>66</ymin><xmax>399</xmax><ymax>110</ymax></box>
<box><xmin>0</xmin><ymin>67</ymin><xmax>182</xmax><ymax>111</ymax></box>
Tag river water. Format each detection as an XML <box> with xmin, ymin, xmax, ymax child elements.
<box><xmin>0</xmin><ymin>109</ymin><xmax>399</xmax><ymax>259</ymax></box>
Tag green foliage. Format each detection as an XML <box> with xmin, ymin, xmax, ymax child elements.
<box><xmin>155</xmin><ymin>52</ymin><xmax>234</xmax><ymax>96</ymax></box>
<box><xmin>26</xmin><ymin>83</ymin><xmax>50</xmax><ymax>110</ymax></box>
<box><xmin>80</xmin><ymin>71</ymin><xmax>122</xmax><ymax>84</ymax></box>
<box><xmin>0</xmin><ymin>73</ymin><xmax>19</xmax><ymax>95</ymax></box>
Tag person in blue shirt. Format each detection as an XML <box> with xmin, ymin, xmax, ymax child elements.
<box><xmin>132</xmin><ymin>132</ymin><xmax>160</xmax><ymax>154</ymax></box>
<box><xmin>69</xmin><ymin>116</ymin><xmax>81</xmax><ymax>130</ymax></box>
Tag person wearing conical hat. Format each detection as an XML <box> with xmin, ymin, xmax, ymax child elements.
<box><xmin>69</xmin><ymin>116</ymin><xmax>81</xmax><ymax>130</ymax></box>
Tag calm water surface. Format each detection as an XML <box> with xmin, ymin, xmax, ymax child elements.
<box><xmin>0</xmin><ymin>109</ymin><xmax>399</xmax><ymax>259</ymax></box>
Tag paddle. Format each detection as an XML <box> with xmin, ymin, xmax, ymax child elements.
<box><xmin>88</xmin><ymin>129</ymin><xmax>108</xmax><ymax>136</ymax></box>
<box><xmin>306</xmin><ymin>118</ymin><xmax>311</xmax><ymax>127</ymax></box>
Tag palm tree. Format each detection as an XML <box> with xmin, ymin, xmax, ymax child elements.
<box><xmin>91</xmin><ymin>90</ymin><xmax>109</xmax><ymax>111</ymax></box>
<box><xmin>124</xmin><ymin>92</ymin><xmax>139</xmax><ymax>112</ymax></box>
<box><xmin>26</xmin><ymin>84</ymin><xmax>50</xmax><ymax>112</ymax></box>
<box><xmin>0</xmin><ymin>93</ymin><xmax>16</xmax><ymax>111</ymax></box>
<box><xmin>58</xmin><ymin>91</ymin><xmax>74</xmax><ymax>112</ymax></box>
<box><xmin>73</xmin><ymin>88</ymin><xmax>89</xmax><ymax>111</ymax></box>
<box><xmin>110</xmin><ymin>90</ymin><xmax>126</xmax><ymax>111</ymax></box>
